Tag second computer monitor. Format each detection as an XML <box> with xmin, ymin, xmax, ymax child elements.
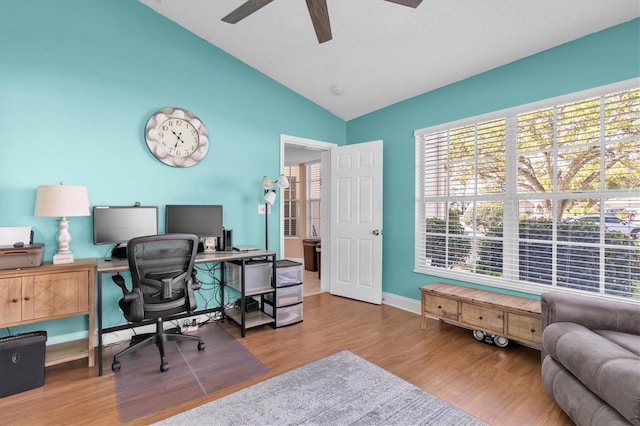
<box><xmin>165</xmin><ymin>205</ymin><xmax>223</xmax><ymax>239</ymax></box>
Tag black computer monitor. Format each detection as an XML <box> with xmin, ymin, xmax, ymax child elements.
<box><xmin>93</xmin><ymin>206</ymin><xmax>159</xmax><ymax>247</ymax></box>
<box><xmin>165</xmin><ymin>205</ymin><xmax>223</xmax><ymax>239</ymax></box>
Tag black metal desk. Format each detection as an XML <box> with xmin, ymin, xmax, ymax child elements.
<box><xmin>95</xmin><ymin>249</ymin><xmax>276</xmax><ymax>375</ymax></box>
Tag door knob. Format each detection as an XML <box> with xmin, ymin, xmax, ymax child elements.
<box><xmin>372</xmin><ymin>229</ymin><xmax>381</xmax><ymax>236</ymax></box>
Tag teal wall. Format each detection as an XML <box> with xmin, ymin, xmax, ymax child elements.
<box><xmin>346</xmin><ymin>18</ymin><xmax>640</xmax><ymax>300</ymax></box>
<box><xmin>0</xmin><ymin>0</ymin><xmax>345</xmax><ymax>339</ymax></box>
<box><xmin>1</xmin><ymin>1</ymin><xmax>638</xmax><ymax>343</ymax></box>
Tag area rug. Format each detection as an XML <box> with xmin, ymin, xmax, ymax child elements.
<box><xmin>153</xmin><ymin>350</ymin><xmax>486</xmax><ymax>426</ymax></box>
<box><xmin>113</xmin><ymin>323</ymin><xmax>268</xmax><ymax>422</ymax></box>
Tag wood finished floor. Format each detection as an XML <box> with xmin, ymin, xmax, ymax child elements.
<box><xmin>0</xmin><ymin>292</ymin><xmax>572</xmax><ymax>426</ymax></box>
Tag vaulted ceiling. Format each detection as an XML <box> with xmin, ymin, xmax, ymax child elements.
<box><xmin>139</xmin><ymin>0</ymin><xmax>640</xmax><ymax>120</ymax></box>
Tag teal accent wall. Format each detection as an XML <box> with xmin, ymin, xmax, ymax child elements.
<box><xmin>346</xmin><ymin>18</ymin><xmax>640</xmax><ymax>300</ymax></box>
<box><xmin>1</xmin><ymin>1</ymin><xmax>637</xmax><ymax>343</ymax></box>
<box><xmin>0</xmin><ymin>0</ymin><xmax>345</xmax><ymax>339</ymax></box>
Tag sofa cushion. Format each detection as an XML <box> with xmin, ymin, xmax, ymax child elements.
<box><xmin>594</xmin><ymin>329</ymin><xmax>640</xmax><ymax>357</ymax></box>
<box><xmin>542</xmin><ymin>356</ymin><xmax>632</xmax><ymax>426</ymax></box>
<box><xmin>543</xmin><ymin>322</ymin><xmax>640</xmax><ymax>425</ymax></box>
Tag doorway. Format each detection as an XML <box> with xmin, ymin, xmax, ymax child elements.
<box><xmin>281</xmin><ymin>135</ymin><xmax>335</xmax><ymax>296</ymax></box>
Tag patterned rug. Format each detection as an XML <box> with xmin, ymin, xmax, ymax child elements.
<box><xmin>113</xmin><ymin>323</ymin><xmax>268</xmax><ymax>422</ymax></box>
<box><xmin>154</xmin><ymin>350</ymin><xmax>486</xmax><ymax>426</ymax></box>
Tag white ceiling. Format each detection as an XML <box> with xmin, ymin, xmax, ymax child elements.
<box><xmin>139</xmin><ymin>0</ymin><xmax>639</xmax><ymax>121</ymax></box>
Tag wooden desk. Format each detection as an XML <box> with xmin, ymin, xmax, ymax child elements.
<box><xmin>96</xmin><ymin>249</ymin><xmax>276</xmax><ymax>375</ymax></box>
<box><xmin>0</xmin><ymin>259</ymin><xmax>96</xmax><ymax>367</ymax></box>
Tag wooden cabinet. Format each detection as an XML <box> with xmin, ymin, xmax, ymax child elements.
<box><xmin>0</xmin><ymin>259</ymin><xmax>96</xmax><ymax>367</ymax></box>
<box><xmin>421</xmin><ymin>283</ymin><xmax>541</xmax><ymax>349</ymax></box>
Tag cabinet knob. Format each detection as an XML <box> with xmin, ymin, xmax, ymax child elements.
<box><xmin>478</xmin><ymin>316</ymin><xmax>483</xmax><ymax>320</ymax></box>
<box><xmin>24</xmin><ymin>296</ymin><xmax>31</xmax><ymax>301</ymax></box>
<box><xmin>437</xmin><ymin>305</ymin><xmax>442</xmax><ymax>309</ymax></box>
<box><xmin>12</xmin><ymin>298</ymin><xmax>18</xmax><ymax>303</ymax></box>
<box><xmin>530</xmin><ymin>328</ymin><xmax>536</xmax><ymax>333</ymax></box>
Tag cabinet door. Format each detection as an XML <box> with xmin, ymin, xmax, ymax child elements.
<box><xmin>23</xmin><ymin>272</ymin><xmax>89</xmax><ymax>321</ymax></box>
<box><xmin>0</xmin><ymin>277</ymin><xmax>23</xmax><ymax>325</ymax></box>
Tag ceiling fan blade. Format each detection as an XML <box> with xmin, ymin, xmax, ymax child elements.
<box><xmin>306</xmin><ymin>0</ymin><xmax>332</xmax><ymax>44</ymax></box>
<box><xmin>385</xmin><ymin>0</ymin><xmax>423</xmax><ymax>8</ymax></box>
<box><xmin>221</xmin><ymin>0</ymin><xmax>274</xmax><ymax>24</ymax></box>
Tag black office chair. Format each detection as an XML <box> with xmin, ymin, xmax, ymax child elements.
<box><xmin>111</xmin><ymin>233</ymin><xmax>205</xmax><ymax>373</ymax></box>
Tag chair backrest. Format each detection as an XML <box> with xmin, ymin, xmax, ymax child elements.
<box><xmin>126</xmin><ymin>233</ymin><xmax>199</xmax><ymax>320</ymax></box>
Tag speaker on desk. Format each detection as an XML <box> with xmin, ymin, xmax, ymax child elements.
<box><xmin>224</xmin><ymin>229</ymin><xmax>233</xmax><ymax>251</ymax></box>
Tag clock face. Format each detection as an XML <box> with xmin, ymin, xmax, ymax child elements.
<box><xmin>145</xmin><ymin>107</ymin><xmax>209</xmax><ymax>167</ymax></box>
<box><xmin>157</xmin><ymin>118</ymin><xmax>198</xmax><ymax>158</ymax></box>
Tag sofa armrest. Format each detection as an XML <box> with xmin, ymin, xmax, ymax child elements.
<box><xmin>541</xmin><ymin>291</ymin><xmax>640</xmax><ymax>336</ymax></box>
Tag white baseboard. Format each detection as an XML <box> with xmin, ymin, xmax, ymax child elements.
<box><xmin>382</xmin><ymin>291</ymin><xmax>421</xmax><ymax>315</ymax></box>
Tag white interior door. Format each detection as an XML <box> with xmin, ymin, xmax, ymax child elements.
<box><xmin>329</xmin><ymin>140</ymin><xmax>383</xmax><ymax>304</ymax></box>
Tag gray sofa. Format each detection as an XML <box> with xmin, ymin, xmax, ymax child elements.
<box><xmin>541</xmin><ymin>292</ymin><xmax>640</xmax><ymax>425</ymax></box>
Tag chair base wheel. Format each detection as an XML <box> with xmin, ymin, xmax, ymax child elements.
<box><xmin>112</xmin><ymin>361</ymin><xmax>121</xmax><ymax>372</ymax></box>
<box><xmin>198</xmin><ymin>341</ymin><xmax>206</xmax><ymax>351</ymax></box>
<box><xmin>160</xmin><ymin>362</ymin><xmax>170</xmax><ymax>372</ymax></box>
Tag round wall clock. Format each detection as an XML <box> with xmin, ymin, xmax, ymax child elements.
<box><xmin>145</xmin><ymin>107</ymin><xmax>209</xmax><ymax>167</ymax></box>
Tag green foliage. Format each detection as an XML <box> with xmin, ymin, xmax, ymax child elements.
<box><xmin>462</xmin><ymin>202</ymin><xmax>503</xmax><ymax>229</ymax></box>
<box><xmin>477</xmin><ymin>220</ymin><xmax>640</xmax><ymax>297</ymax></box>
<box><xmin>425</xmin><ymin>210</ymin><xmax>471</xmax><ymax>268</ymax></box>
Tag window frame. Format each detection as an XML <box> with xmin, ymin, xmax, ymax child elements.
<box><xmin>414</xmin><ymin>78</ymin><xmax>640</xmax><ymax>299</ymax></box>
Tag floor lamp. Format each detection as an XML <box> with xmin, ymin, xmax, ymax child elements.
<box><xmin>263</xmin><ymin>174</ymin><xmax>289</xmax><ymax>250</ymax></box>
<box><xmin>34</xmin><ymin>184</ymin><xmax>90</xmax><ymax>264</ymax></box>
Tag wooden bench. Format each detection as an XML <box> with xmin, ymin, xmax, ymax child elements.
<box><xmin>420</xmin><ymin>283</ymin><xmax>541</xmax><ymax>349</ymax></box>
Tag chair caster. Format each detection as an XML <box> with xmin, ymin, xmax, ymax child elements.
<box><xmin>112</xmin><ymin>361</ymin><xmax>121</xmax><ymax>372</ymax></box>
<box><xmin>198</xmin><ymin>341</ymin><xmax>206</xmax><ymax>351</ymax></box>
<box><xmin>160</xmin><ymin>362</ymin><xmax>170</xmax><ymax>372</ymax></box>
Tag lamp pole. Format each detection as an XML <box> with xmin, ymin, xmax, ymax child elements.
<box><xmin>265</xmin><ymin>201</ymin><xmax>269</xmax><ymax>250</ymax></box>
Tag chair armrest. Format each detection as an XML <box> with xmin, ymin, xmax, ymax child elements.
<box><xmin>541</xmin><ymin>291</ymin><xmax>640</xmax><ymax>335</ymax></box>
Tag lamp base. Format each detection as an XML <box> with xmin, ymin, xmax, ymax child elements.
<box><xmin>53</xmin><ymin>252</ymin><xmax>74</xmax><ymax>265</ymax></box>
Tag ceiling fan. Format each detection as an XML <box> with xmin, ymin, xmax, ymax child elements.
<box><xmin>221</xmin><ymin>0</ymin><xmax>423</xmax><ymax>44</ymax></box>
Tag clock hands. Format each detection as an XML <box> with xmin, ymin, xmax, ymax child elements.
<box><xmin>171</xmin><ymin>129</ymin><xmax>185</xmax><ymax>148</ymax></box>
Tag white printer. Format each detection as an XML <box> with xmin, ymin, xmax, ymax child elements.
<box><xmin>0</xmin><ymin>244</ymin><xmax>45</xmax><ymax>270</ymax></box>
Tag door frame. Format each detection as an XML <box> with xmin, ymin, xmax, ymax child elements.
<box><xmin>280</xmin><ymin>134</ymin><xmax>336</xmax><ymax>293</ymax></box>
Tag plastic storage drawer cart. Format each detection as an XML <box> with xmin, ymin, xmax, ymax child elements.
<box><xmin>264</xmin><ymin>259</ymin><xmax>303</xmax><ymax>327</ymax></box>
<box><xmin>226</xmin><ymin>259</ymin><xmax>273</xmax><ymax>293</ymax></box>
<box><xmin>0</xmin><ymin>331</ymin><xmax>47</xmax><ymax>397</ymax></box>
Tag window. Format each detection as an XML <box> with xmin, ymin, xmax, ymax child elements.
<box><xmin>415</xmin><ymin>82</ymin><xmax>640</xmax><ymax>299</ymax></box>
<box><xmin>307</xmin><ymin>162</ymin><xmax>322</xmax><ymax>237</ymax></box>
<box><xmin>283</xmin><ymin>165</ymin><xmax>299</xmax><ymax>237</ymax></box>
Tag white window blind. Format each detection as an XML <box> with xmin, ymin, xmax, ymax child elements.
<box><xmin>283</xmin><ymin>165</ymin><xmax>299</xmax><ymax>237</ymax></box>
<box><xmin>307</xmin><ymin>162</ymin><xmax>322</xmax><ymax>238</ymax></box>
<box><xmin>415</xmin><ymin>82</ymin><xmax>640</xmax><ymax>300</ymax></box>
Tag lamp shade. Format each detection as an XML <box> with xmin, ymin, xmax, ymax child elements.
<box><xmin>277</xmin><ymin>174</ymin><xmax>290</xmax><ymax>189</ymax></box>
<box><xmin>34</xmin><ymin>185</ymin><xmax>90</xmax><ymax>217</ymax></box>
<box><xmin>264</xmin><ymin>190</ymin><xmax>277</xmax><ymax>205</ymax></box>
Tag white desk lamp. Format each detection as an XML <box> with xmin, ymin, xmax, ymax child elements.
<box><xmin>34</xmin><ymin>184</ymin><xmax>90</xmax><ymax>264</ymax></box>
<box><xmin>263</xmin><ymin>174</ymin><xmax>289</xmax><ymax>250</ymax></box>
